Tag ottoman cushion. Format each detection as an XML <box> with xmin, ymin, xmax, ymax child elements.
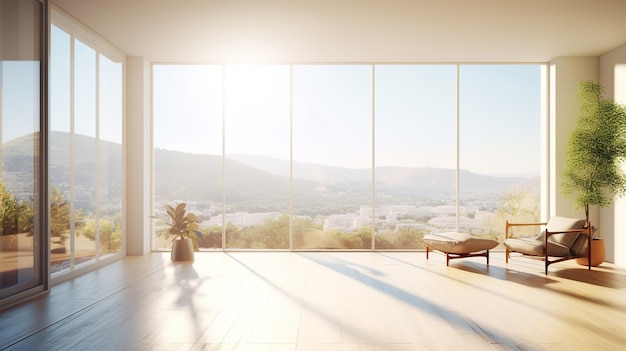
<box><xmin>423</xmin><ymin>232</ymin><xmax>498</xmax><ymax>254</ymax></box>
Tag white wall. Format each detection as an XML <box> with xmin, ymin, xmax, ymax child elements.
<box><xmin>126</xmin><ymin>57</ymin><xmax>152</xmax><ymax>255</ymax></box>
<box><xmin>549</xmin><ymin>57</ymin><xmax>599</xmax><ymax>221</ymax></box>
<box><xmin>599</xmin><ymin>44</ymin><xmax>626</xmax><ymax>265</ymax></box>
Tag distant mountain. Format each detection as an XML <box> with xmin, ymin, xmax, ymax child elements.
<box><xmin>153</xmin><ymin>149</ymin><xmax>301</xmax><ymax>204</ymax></box>
<box><xmin>228</xmin><ymin>153</ymin><xmax>531</xmax><ymax>194</ymax></box>
<box><xmin>3</xmin><ymin>132</ymin><xmax>538</xmax><ymax>208</ymax></box>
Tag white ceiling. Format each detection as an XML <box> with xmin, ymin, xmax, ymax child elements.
<box><xmin>52</xmin><ymin>0</ymin><xmax>626</xmax><ymax>63</ymax></box>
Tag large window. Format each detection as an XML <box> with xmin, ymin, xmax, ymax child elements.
<box><xmin>374</xmin><ymin>65</ymin><xmax>458</xmax><ymax>249</ymax></box>
<box><xmin>224</xmin><ymin>65</ymin><xmax>291</xmax><ymax>249</ymax></box>
<box><xmin>152</xmin><ymin>64</ymin><xmax>545</xmax><ymax>250</ymax></box>
<box><xmin>152</xmin><ymin>65</ymin><xmax>223</xmax><ymax>250</ymax></box>
<box><xmin>292</xmin><ymin>65</ymin><xmax>373</xmax><ymax>249</ymax></box>
<box><xmin>98</xmin><ymin>54</ymin><xmax>123</xmax><ymax>255</ymax></box>
<box><xmin>49</xmin><ymin>14</ymin><xmax>124</xmax><ymax>276</ymax></box>
<box><xmin>459</xmin><ymin>65</ymin><xmax>543</xmax><ymax>242</ymax></box>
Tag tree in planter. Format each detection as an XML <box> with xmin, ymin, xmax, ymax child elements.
<box><xmin>561</xmin><ymin>81</ymin><xmax>626</xmax><ymax>226</ymax></box>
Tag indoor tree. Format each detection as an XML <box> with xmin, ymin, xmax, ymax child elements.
<box><xmin>561</xmin><ymin>80</ymin><xmax>626</xmax><ymax>225</ymax></box>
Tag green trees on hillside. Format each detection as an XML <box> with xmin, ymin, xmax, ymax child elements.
<box><xmin>50</xmin><ymin>187</ymin><xmax>70</xmax><ymax>244</ymax></box>
<box><xmin>376</xmin><ymin>227</ymin><xmax>427</xmax><ymax>249</ymax></box>
<box><xmin>82</xmin><ymin>217</ymin><xmax>122</xmax><ymax>252</ymax></box>
<box><xmin>0</xmin><ymin>180</ymin><xmax>33</xmax><ymax>236</ymax></box>
<box><xmin>481</xmin><ymin>189</ymin><xmax>540</xmax><ymax>242</ymax></box>
<box><xmin>189</xmin><ymin>214</ymin><xmax>430</xmax><ymax>250</ymax></box>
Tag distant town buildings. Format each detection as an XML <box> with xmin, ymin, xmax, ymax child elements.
<box><xmin>153</xmin><ymin>198</ymin><xmax>499</xmax><ymax>236</ymax></box>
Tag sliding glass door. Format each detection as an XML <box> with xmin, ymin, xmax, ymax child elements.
<box><xmin>49</xmin><ymin>11</ymin><xmax>125</xmax><ymax>277</ymax></box>
<box><xmin>0</xmin><ymin>0</ymin><xmax>45</xmax><ymax>303</ymax></box>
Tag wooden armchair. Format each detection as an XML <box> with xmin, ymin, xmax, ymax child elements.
<box><xmin>503</xmin><ymin>216</ymin><xmax>592</xmax><ymax>274</ymax></box>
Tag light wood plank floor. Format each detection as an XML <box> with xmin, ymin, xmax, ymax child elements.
<box><xmin>1</xmin><ymin>251</ymin><xmax>626</xmax><ymax>351</ymax></box>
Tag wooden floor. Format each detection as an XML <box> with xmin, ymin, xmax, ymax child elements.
<box><xmin>1</xmin><ymin>251</ymin><xmax>625</xmax><ymax>351</ymax></box>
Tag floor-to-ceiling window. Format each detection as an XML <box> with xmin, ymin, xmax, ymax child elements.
<box><xmin>49</xmin><ymin>10</ymin><xmax>124</xmax><ymax>277</ymax></box>
<box><xmin>224</xmin><ymin>65</ymin><xmax>291</xmax><ymax>249</ymax></box>
<box><xmin>374</xmin><ymin>65</ymin><xmax>458</xmax><ymax>249</ymax></box>
<box><xmin>152</xmin><ymin>64</ymin><xmax>545</xmax><ymax>250</ymax></box>
<box><xmin>459</xmin><ymin>65</ymin><xmax>543</xmax><ymax>242</ymax></box>
<box><xmin>0</xmin><ymin>0</ymin><xmax>45</xmax><ymax>304</ymax></box>
<box><xmin>152</xmin><ymin>65</ymin><xmax>223</xmax><ymax>250</ymax></box>
<box><xmin>292</xmin><ymin>65</ymin><xmax>373</xmax><ymax>249</ymax></box>
<box><xmin>97</xmin><ymin>54</ymin><xmax>123</xmax><ymax>255</ymax></box>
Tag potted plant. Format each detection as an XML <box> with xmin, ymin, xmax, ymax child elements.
<box><xmin>165</xmin><ymin>202</ymin><xmax>202</xmax><ymax>261</ymax></box>
<box><xmin>561</xmin><ymin>81</ymin><xmax>626</xmax><ymax>265</ymax></box>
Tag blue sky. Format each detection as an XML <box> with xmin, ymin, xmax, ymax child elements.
<box><xmin>153</xmin><ymin>63</ymin><xmax>542</xmax><ymax>177</ymax></box>
<box><xmin>2</xmin><ymin>61</ymin><xmax>40</xmax><ymax>143</ymax></box>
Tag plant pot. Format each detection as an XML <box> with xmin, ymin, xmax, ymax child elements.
<box><xmin>171</xmin><ymin>238</ymin><xmax>194</xmax><ymax>262</ymax></box>
<box><xmin>576</xmin><ymin>238</ymin><xmax>606</xmax><ymax>267</ymax></box>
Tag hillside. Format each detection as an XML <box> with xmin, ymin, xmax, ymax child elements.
<box><xmin>229</xmin><ymin>153</ymin><xmax>530</xmax><ymax>194</ymax></box>
<box><xmin>2</xmin><ymin>132</ymin><xmax>537</xmax><ymax>207</ymax></box>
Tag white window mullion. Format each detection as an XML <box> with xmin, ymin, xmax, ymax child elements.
<box><xmin>455</xmin><ymin>64</ymin><xmax>460</xmax><ymax>232</ymax></box>
<box><xmin>221</xmin><ymin>65</ymin><xmax>226</xmax><ymax>251</ymax></box>
<box><xmin>94</xmin><ymin>52</ymin><xmax>101</xmax><ymax>258</ymax></box>
<box><xmin>69</xmin><ymin>34</ymin><xmax>76</xmax><ymax>271</ymax></box>
<box><xmin>289</xmin><ymin>64</ymin><xmax>293</xmax><ymax>251</ymax></box>
<box><xmin>371</xmin><ymin>64</ymin><xmax>376</xmax><ymax>250</ymax></box>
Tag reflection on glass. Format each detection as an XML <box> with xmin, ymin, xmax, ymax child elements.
<box><xmin>98</xmin><ymin>54</ymin><xmax>123</xmax><ymax>255</ymax></box>
<box><xmin>374</xmin><ymin>65</ymin><xmax>457</xmax><ymax>249</ymax></box>
<box><xmin>292</xmin><ymin>65</ymin><xmax>373</xmax><ymax>249</ymax></box>
<box><xmin>49</xmin><ymin>24</ymin><xmax>72</xmax><ymax>273</ymax></box>
<box><xmin>0</xmin><ymin>61</ymin><xmax>39</xmax><ymax>291</ymax></box>
<box><xmin>223</xmin><ymin>65</ymin><xmax>291</xmax><ymax>249</ymax></box>
<box><xmin>152</xmin><ymin>65</ymin><xmax>223</xmax><ymax>249</ymax></box>
<box><xmin>73</xmin><ymin>38</ymin><xmax>97</xmax><ymax>265</ymax></box>
<box><xmin>459</xmin><ymin>65</ymin><xmax>542</xmax><ymax>241</ymax></box>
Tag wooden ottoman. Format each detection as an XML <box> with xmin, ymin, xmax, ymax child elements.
<box><xmin>423</xmin><ymin>232</ymin><xmax>499</xmax><ymax>266</ymax></box>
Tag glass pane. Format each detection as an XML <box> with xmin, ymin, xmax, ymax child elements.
<box><xmin>49</xmin><ymin>24</ymin><xmax>72</xmax><ymax>274</ymax></box>
<box><xmin>153</xmin><ymin>65</ymin><xmax>223</xmax><ymax>250</ymax></box>
<box><xmin>459</xmin><ymin>65</ymin><xmax>542</xmax><ymax>241</ymax></box>
<box><xmin>0</xmin><ymin>0</ymin><xmax>42</xmax><ymax>296</ymax></box>
<box><xmin>223</xmin><ymin>65</ymin><xmax>291</xmax><ymax>249</ymax></box>
<box><xmin>292</xmin><ymin>65</ymin><xmax>373</xmax><ymax>249</ymax></box>
<box><xmin>0</xmin><ymin>61</ymin><xmax>39</xmax><ymax>292</ymax></box>
<box><xmin>374</xmin><ymin>65</ymin><xmax>457</xmax><ymax>249</ymax></box>
<box><xmin>73</xmin><ymin>38</ymin><xmax>97</xmax><ymax>265</ymax></box>
<box><xmin>98</xmin><ymin>54</ymin><xmax>123</xmax><ymax>255</ymax></box>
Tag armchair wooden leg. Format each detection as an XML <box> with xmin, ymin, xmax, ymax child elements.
<box><xmin>587</xmin><ymin>232</ymin><xmax>592</xmax><ymax>270</ymax></box>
